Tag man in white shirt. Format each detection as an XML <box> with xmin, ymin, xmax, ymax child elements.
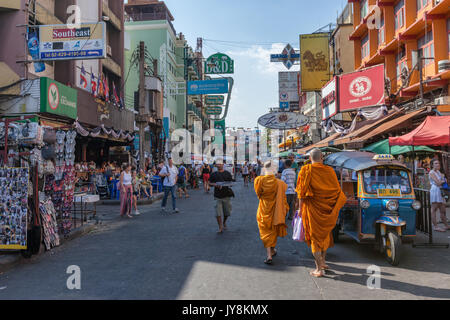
<box><xmin>159</xmin><ymin>157</ymin><xmax>179</xmax><ymax>213</ymax></box>
<box><xmin>281</xmin><ymin>159</ymin><xmax>297</xmax><ymax>220</ymax></box>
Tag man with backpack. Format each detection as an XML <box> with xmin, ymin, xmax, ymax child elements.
<box><xmin>159</xmin><ymin>157</ymin><xmax>179</xmax><ymax>214</ymax></box>
<box><xmin>177</xmin><ymin>164</ymin><xmax>190</xmax><ymax>199</ymax></box>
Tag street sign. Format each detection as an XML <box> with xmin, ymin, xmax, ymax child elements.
<box><xmin>205</xmin><ymin>53</ymin><xmax>234</xmax><ymax>74</ymax></box>
<box><xmin>270</xmin><ymin>44</ymin><xmax>300</xmax><ymax>70</ymax></box>
<box><xmin>279</xmin><ymin>101</ymin><xmax>289</xmax><ymax>110</ymax></box>
<box><xmin>205</xmin><ymin>95</ymin><xmax>225</xmax><ymax>106</ymax></box>
<box><xmin>187</xmin><ymin>79</ymin><xmax>229</xmax><ymax>95</ymax></box>
<box><xmin>206</xmin><ymin>106</ymin><xmax>223</xmax><ymax>115</ymax></box>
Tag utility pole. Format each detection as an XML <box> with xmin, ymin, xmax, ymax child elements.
<box><xmin>137</xmin><ymin>41</ymin><xmax>146</xmax><ymax>171</ymax></box>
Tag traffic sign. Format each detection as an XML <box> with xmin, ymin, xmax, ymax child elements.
<box><xmin>270</xmin><ymin>44</ymin><xmax>300</xmax><ymax>70</ymax></box>
<box><xmin>280</xmin><ymin>101</ymin><xmax>289</xmax><ymax>110</ymax></box>
<box><xmin>205</xmin><ymin>95</ymin><xmax>225</xmax><ymax>106</ymax></box>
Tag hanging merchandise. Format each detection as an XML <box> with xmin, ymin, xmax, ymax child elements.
<box><xmin>39</xmin><ymin>199</ymin><xmax>60</xmax><ymax>250</ymax></box>
<box><xmin>0</xmin><ymin>168</ymin><xmax>29</xmax><ymax>250</ymax></box>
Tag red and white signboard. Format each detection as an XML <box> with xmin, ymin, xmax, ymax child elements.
<box><xmin>339</xmin><ymin>64</ymin><xmax>385</xmax><ymax>112</ymax></box>
<box><xmin>321</xmin><ymin>77</ymin><xmax>337</xmax><ymax>121</ymax></box>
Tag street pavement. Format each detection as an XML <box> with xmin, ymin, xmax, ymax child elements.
<box><xmin>0</xmin><ymin>177</ymin><xmax>449</xmax><ymax>300</ymax></box>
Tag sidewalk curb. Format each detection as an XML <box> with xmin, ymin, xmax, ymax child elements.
<box><xmin>0</xmin><ymin>223</ymin><xmax>97</xmax><ymax>274</ymax></box>
<box><xmin>100</xmin><ymin>193</ymin><xmax>164</xmax><ymax>206</ymax></box>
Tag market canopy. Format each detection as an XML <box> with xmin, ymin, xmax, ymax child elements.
<box><xmin>389</xmin><ymin>116</ymin><xmax>450</xmax><ymax>146</ymax></box>
<box><xmin>362</xmin><ymin>139</ymin><xmax>436</xmax><ymax>155</ymax></box>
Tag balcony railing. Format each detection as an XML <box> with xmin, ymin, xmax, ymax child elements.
<box><xmin>125</xmin><ymin>12</ymin><xmax>176</xmax><ymax>35</ymax></box>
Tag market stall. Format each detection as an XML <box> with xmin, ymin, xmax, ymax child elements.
<box><xmin>0</xmin><ymin>117</ymin><xmax>80</xmax><ymax>257</ymax></box>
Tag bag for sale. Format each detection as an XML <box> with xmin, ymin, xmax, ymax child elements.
<box><xmin>43</xmin><ymin>128</ymin><xmax>56</xmax><ymax>144</ymax></box>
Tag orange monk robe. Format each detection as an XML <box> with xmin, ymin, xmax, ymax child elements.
<box><xmin>295</xmin><ymin>163</ymin><xmax>347</xmax><ymax>253</ymax></box>
<box><xmin>254</xmin><ymin>175</ymin><xmax>288</xmax><ymax>248</ymax></box>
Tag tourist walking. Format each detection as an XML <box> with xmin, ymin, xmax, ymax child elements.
<box><xmin>254</xmin><ymin>161</ymin><xmax>288</xmax><ymax>265</ymax></box>
<box><xmin>177</xmin><ymin>164</ymin><xmax>190</xmax><ymax>199</ymax></box>
<box><xmin>119</xmin><ymin>163</ymin><xmax>133</xmax><ymax>219</ymax></box>
<box><xmin>429</xmin><ymin>159</ymin><xmax>450</xmax><ymax>232</ymax></box>
<box><xmin>209</xmin><ymin>162</ymin><xmax>235</xmax><ymax>233</ymax></box>
<box><xmin>281</xmin><ymin>159</ymin><xmax>297</xmax><ymax>220</ymax></box>
<box><xmin>242</xmin><ymin>162</ymin><xmax>250</xmax><ymax>187</ymax></box>
<box><xmin>296</xmin><ymin>149</ymin><xmax>347</xmax><ymax>277</ymax></box>
<box><xmin>160</xmin><ymin>157</ymin><xmax>179</xmax><ymax>214</ymax></box>
<box><xmin>131</xmin><ymin>169</ymin><xmax>141</xmax><ymax>216</ymax></box>
<box><xmin>201</xmin><ymin>163</ymin><xmax>211</xmax><ymax>193</ymax></box>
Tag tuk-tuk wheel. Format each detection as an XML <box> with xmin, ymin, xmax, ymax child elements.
<box><xmin>385</xmin><ymin>231</ymin><xmax>400</xmax><ymax>266</ymax></box>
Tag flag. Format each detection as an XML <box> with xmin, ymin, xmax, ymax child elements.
<box><xmin>104</xmin><ymin>75</ymin><xmax>110</xmax><ymax>102</ymax></box>
<box><xmin>113</xmin><ymin>82</ymin><xmax>120</xmax><ymax>107</ymax></box>
<box><xmin>80</xmin><ymin>64</ymin><xmax>88</xmax><ymax>89</ymax></box>
<box><xmin>119</xmin><ymin>94</ymin><xmax>124</xmax><ymax>110</ymax></box>
<box><xmin>97</xmin><ymin>74</ymin><xmax>104</xmax><ymax>99</ymax></box>
<box><xmin>90</xmin><ymin>68</ymin><xmax>97</xmax><ymax>96</ymax></box>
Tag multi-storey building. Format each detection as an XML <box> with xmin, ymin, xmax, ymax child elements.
<box><xmin>349</xmin><ymin>0</ymin><xmax>450</xmax><ymax>112</ymax></box>
<box><xmin>125</xmin><ymin>0</ymin><xmax>187</xmax><ymax>147</ymax></box>
<box><xmin>0</xmin><ymin>0</ymin><xmax>134</xmax><ymax>164</ymax></box>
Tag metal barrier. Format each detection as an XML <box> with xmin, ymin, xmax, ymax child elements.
<box><xmin>413</xmin><ymin>188</ymin><xmax>449</xmax><ymax>248</ymax></box>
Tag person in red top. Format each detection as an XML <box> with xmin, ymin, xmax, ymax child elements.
<box><xmin>201</xmin><ymin>163</ymin><xmax>211</xmax><ymax>193</ymax></box>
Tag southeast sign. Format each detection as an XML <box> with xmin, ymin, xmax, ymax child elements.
<box><xmin>205</xmin><ymin>53</ymin><xmax>234</xmax><ymax>74</ymax></box>
<box><xmin>258</xmin><ymin>112</ymin><xmax>309</xmax><ymax>130</ymax></box>
<box><xmin>39</xmin><ymin>22</ymin><xmax>106</xmax><ymax>61</ymax></box>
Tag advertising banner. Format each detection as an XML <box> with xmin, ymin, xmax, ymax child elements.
<box><xmin>187</xmin><ymin>79</ymin><xmax>229</xmax><ymax>95</ymax></box>
<box><xmin>39</xmin><ymin>22</ymin><xmax>106</xmax><ymax>61</ymax></box>
<box><xmin>205</xmin><ymin>53</ymin><xmax>234</xmax><ymax>74</ymax></box>
<box><xmin>321</xmin><ymin>77</ymin><xmax>338</xmax><ymax>121</ymax></box>
<box><xmin>258</xmin><ymin>112</ymin><xmax>309</xmax><ymax>130</ymax></box>
<box><xmin>300</xmin><ymin>33</ymin><xmax>330</xmax><ymax>92</ymax></box>
<box><xmin>40</xmin><ymin>77</ymin><xmax>77</xmax><ymax>119</ymax></box>
<box><xmin>279</xmin><ymin>71</ymin><xmax>299</xmax><ymax>101</ymax></box>
<box><xmin>339</xmin><ymin>64</ymin><xmax>385</xmax><ymax>112</ymax></box>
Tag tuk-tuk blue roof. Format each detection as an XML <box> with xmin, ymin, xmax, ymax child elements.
<box><xmin>324</xmin><ymin>151</ymin><xmax>401</xmax><ymax>172</ymax></box>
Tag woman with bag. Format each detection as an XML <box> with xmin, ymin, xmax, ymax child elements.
<box><xmin>119</xmin><ymin>163</ymin><xmax>133</xmax><ymax>219</ymax></box>
<box><xmin>429</xmin><ymin>159</ymin><xmax>450</xmax><ymax>232</ymax></box>
<box><xmin>254</xmin><ymin>161</ymin><xmax>288</xmax><ymax>265</ymax></box>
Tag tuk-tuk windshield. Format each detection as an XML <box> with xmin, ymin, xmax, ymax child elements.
<box><xmin>362</xmin><ymin>167</ymin><xmax>412</xmax><ymax>195</ymax></box>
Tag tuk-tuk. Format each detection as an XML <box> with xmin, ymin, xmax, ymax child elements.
<box><xmin>324</xmin><ymin>152</ymin><xmax>421</xmax><ymax>266</ymax></box>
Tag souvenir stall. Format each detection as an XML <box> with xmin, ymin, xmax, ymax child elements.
<box><xmin>0</xmin><ymin>117</ymin><xmax>78</xmax><ymax>257</ymax></box>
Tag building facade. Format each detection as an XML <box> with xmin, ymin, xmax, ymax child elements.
<box><xmin>125</xmin><ymin>0</ymin><xmax>187</xmax><ymax>145</ymax></box>
<box><xmin>0</xmin><ymin>0</ymin><xmax>134</xmax><ymax>164</ymax></box>
<box><xmin>349</xmin><ymin>0</ymin><xmax>450</xmax><ymax>113</ymax></box>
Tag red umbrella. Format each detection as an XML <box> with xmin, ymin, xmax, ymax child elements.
<box><xmin>389</xmin><ymin>116</ymin><xmax>450</xmax><ymax>146</ymax></box>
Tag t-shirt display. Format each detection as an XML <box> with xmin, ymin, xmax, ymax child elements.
<box><xmin>0</xmin><ymin>168</ymin><xmax>29</xmax><ymax>249</ymax></box>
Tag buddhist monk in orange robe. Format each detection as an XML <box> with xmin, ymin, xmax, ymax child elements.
<box><xmin>254</xmin><ymin>161</ymin><xmax>288</xmax><ymax>265</ymax></box>
<box><xmin>296</xmin><ymin>149</ymin><xmax>347</xmax><ymax>277</ymax></box>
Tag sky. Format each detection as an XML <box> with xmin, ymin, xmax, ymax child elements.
<box><xmin>129</xmin><ymin>0</ymin><xmax>349</xmax><ymax>128</ymax></box>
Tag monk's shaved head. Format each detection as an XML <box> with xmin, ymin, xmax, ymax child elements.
<box><xmin>310</xmin><ymin>148</ymin><xmax>323</xmax><ymax>163</ymax></box>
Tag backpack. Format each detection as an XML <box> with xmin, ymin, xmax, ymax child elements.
<box><xmin>177</xmin><ymin>166</ymin><xmax>185</xmax><ymax>183</ymax></box>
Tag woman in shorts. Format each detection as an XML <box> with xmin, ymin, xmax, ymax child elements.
<box><xmin>202</xmin><ymin>163</ymin><xmax>211</xmax><ymax>193</ymax></box>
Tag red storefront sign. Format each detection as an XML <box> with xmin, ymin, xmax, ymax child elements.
<box><xmin>339</xmin><ymin>64</ymin><xmax>385</xmax><ymax>112</ymax></box>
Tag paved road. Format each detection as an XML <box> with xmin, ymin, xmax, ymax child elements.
<box><xmin>0</xmin><ymin>177</ymin><xmax>449</xmax><ymax>300</ymax></box>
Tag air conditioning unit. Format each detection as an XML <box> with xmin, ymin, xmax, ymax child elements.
<box><xmin>435</xmin><ymin>96</ymin><xmax>450</xmax><ymax>105</ymax></box>
<box><xmin>106</xmin><ymin>45</ymin><xmax>112</xmax><ymax>57</ymax></box>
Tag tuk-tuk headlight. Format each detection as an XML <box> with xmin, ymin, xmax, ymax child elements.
<box><xmin>386</xmin><ymin>200</ymin><xmax>399</xmax><ymax>212</ymax></box>
<box><xmin>360</xmin><ymin>200</ymin><xmax>370</xmax><ymax>209</ymax></box>
<box><xmin>412</xmin><ymin>200</ymin><xmax>421</xmax><ymax>210</ymax></box>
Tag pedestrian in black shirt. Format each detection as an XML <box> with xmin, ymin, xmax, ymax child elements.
<box><xmin>209</xmin><ymin>163</ymin><xmax>235</xmax><ymax>233</ymax></box>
